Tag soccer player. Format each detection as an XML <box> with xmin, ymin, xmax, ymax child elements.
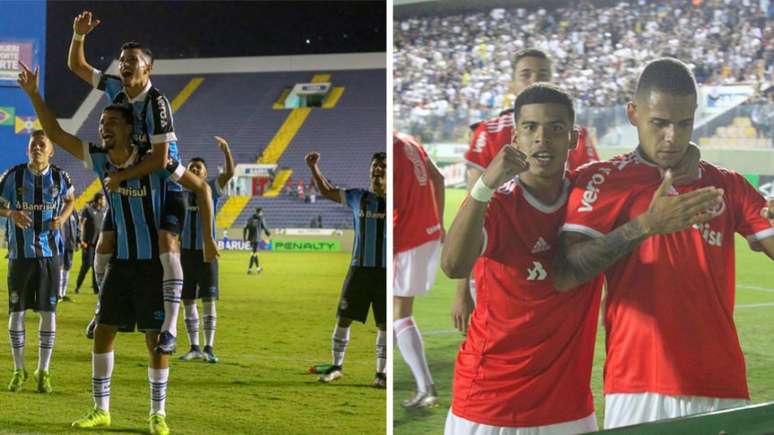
<box><xmin>243</xmin><ymin>207</ymin><xmax>271</xmax><ymax>274</ymax></box>
<box><xmin>393</xmin><ymin>132</ymin><xmax>444</xmax><ymax>408</ymax></box>
<box><xmin>442</xmin><ymin>82</ymin><xmax>717</xmax><ymax>434</ymax></box>
<box><xmin>554</xmin><ymin>58</ymin><xmax>774</xmax><ymax>428</ymax></box>
<box><xmin>179</xmin><ymin>136</ymin><xmax>234</xmax><ymax>363</ymax></box>
<box><xmin>59</xmin><ymin>209</ymin><xmax>81</xmax><ymax>302</ymax></box>
<box><xmin>69</xmin><ymin>11</ymin><xmax>185</xmax><ymax>353</ymax></box>
<box><xmin>453</xmin><ymin>48</ymin><xmax>600</xmax><ymax>332</ymax></box>
<box><xmin>306</xmin><ymin>151</ymin><xmax>387</xmax><ymax>388</ymax></box>
<box><xmin>74</xmin><ymin>193</ymin><xmax>107</xmax><ymax>295</ymax></box>
<box><xmin>0</xmin><ymin>130</ymin><xmax>75</xmax><ymax>394</ymax></box>
<box><xmin>19</xmin><ymin>61</ymin><xmax>217</xmax><ymax>435</ymax></box>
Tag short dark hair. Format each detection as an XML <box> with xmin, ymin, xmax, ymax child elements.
<box><xmin>514</xmin><ymin>48</ymin><xmax>551</xmax><ymax>69</ymax></box>
<box><xmin>189</xmin><ymin>157</ymin><xmax>207</xmax><ymax>168</ymax></box>
<box><xmin>255</xmin><ymin>207</ymin><xmax>263</xmax><ymax>213</ymax></box>
<box><xmin>102</xmin><ymin>104</ymin><xmax>133</xmax><ymax>125</ymax></box>
<box><xmin>371</xmin><ymin>152</ymin><xmax>386</xmax><ymax>163</ymax></box>
<box><xmin>513</xmin><ymin>83</ymin><xmax>575</xmax><ymax>124</ymax></box>
<box><xmin>121</xmin><ymin>41</ymin><xmax>154</xmax><ymax>64</ymax></box>
<box><xmin>635</xmin><ymin>57</ymin><xmax>697</xmax><ymax>100</ymax></box>
<box><xmin>30</xmin><ymin>129</ymin><xmax>48</xmax><ymax>140</ymax></box>
<box><xmin>92</xmin><ymin>192</ymin><xmax>105</xmax><ymax>202</ymax></box>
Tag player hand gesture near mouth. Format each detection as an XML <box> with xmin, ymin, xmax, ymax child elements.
<box><xmin>481</xmin><ymin>145</ymin><xmax>529</xmax><ymax>191</ymax></box>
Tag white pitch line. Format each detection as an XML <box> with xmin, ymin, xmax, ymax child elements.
<box><xmin>737</xmin><ymin>284</ymin><xmax>774</xmax><ymax>293</ymax></box>
<box><xmin>737</xmin><ymin>302</ymin><xmax>774</xmax><ymax>309</ymax></box>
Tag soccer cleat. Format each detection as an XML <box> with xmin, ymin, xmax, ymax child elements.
<box><xmin>33</xmin><ymin>369</ymin><xmax>52</xmax><ymax>393</ymax></box>
<box><xmin>7</xmin><ymin>368</ymin><xmax>28</xmax><ymax>392</ymax></box>
<box><xmin>179</xmin><ymin>346</ymin><xmax>203</xmax><ymax>361</ymax></box>
<box><xmin>318</xmin><ymin>365</ymin><xmax>343</xmax><ymax>383</ymax></box>
<box><xmin>202</xmin><ymin>346</ymin><xmax>219</xmax><ymax>363</ymax></box>
<box><xmin>154</xmin><ymin>331</ymin><xmax>177</xmax><ymax>354</ymax></box>
<box><xmin>71</xmin><ymin>407</ymin><xmax>111</xmax><ymax>429</ymax></box>
<box><xmin>85</xmin><ymin>318</ymin><xmax>96</xmax><ymax>339</ymax></box>
<box><xmin>256</xmin><ymin>266</ymin><xmax>263</xmax><ymax>274</ymax></box>
<box><xmin>149</xmin><ymin>413</ymin><xmax>170</xmax><ymax>435</ymax></box>
<box><xmin>247</xmin><ymin>268</ymin><xmax>254</xmax><ymax>275</ymax></box>
<box><xmin>372</xmin><ymin>372</ymin><xmax>387</xmax><ymax>389</ymax></box>
<box><xmin>402</xmin><ymin>385</ymin><xmax>439</xmax><ymax>408</ymax></box>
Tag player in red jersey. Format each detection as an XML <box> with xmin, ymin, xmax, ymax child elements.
<box><xmin>453</xmin><ymin>48</ymin><xmax>599</xmax><ymax>333</ymax></box>
<box><xmin>554</xmin><ymin>58</ymin><xmax>774</xmax><ymax>428</ymax></box>
<box><xmin>393</xmin><ymin>132</ymin><xmax>445</xmax><ymax>408</ymax></box>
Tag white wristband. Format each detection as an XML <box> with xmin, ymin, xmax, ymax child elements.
<box><xmin>470</xmin><ymin>177</ymin><xmax>495</xmax><ymax>203</ymax></box>
<box><xmin>73</xmin><ymin>33</ymin><xmax>85</xmax><ymax>42</ymax></box>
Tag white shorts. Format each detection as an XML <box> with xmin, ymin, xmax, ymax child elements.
<box><xmin>604</xmin><ymin>392</ymin><xmax>750</xmax><ymax>429</ymax></box>
<box><xmin>444</xmin><ymin>409</ymin><xmax>597</xmax><ymax>435</ymax></box>
<box><xmin>394</xmin><ymin>240</ymin><xmax>441</xmax><ymax>297</ymax></box>
<box><xmin>469</xmin><ymin>277</ymin><xmax>477</xmax><ymax>306</ymax></box>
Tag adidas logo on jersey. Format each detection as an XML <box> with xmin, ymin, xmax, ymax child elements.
<box><xmin>531</xmin><ymin>237</ymin><xmax>550</xmax><ymax>254</ymax></box>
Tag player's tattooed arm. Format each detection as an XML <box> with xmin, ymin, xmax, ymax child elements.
<box><xmin>17</xmin><ymin>62</ymin><xmax>85</xmax><ymax>160</ymax></box>
<box><xmin>305</xmin><ymin>152</ymin><xmax>342</xmax><ymax>204</ymax></box>
<box><xmin>553</xmin><ymin>170</ymin><xmax>725</xmax><ymax>291</ymax></box>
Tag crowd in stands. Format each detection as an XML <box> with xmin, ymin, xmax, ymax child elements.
<box><xmin>394</xmin><ymin>0</ymin><xmax>774</xmax><ymax>142</ymax></box>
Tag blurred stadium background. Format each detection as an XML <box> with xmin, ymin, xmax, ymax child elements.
<box><xmin>0</xmin><ymin>1</ymin><xmax>386</xmax><ymax>433</ymax></box>
<box><xmin>393</xmin><ymin>0</ymin><xmax>774</xmax><ymax>433</ymax></box>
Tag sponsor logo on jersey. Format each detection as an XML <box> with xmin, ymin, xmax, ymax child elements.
<box><xmin>157</xmin><ymin>96</ymin><xmax>169</xmax><ymax>129</ymax></box>
<box><xmin>531</xmin><ymin>237</ymin><xmax>551</xmax><ymax>254</ymax></box>
<box><xmin>359</xmin><ymin>210</ymin><xmax>385</xmax><ymax>219</ymax></box>
<box><xmin>15</xmin><ymin>201</ymin><xmax>58</xmax><ymax>211</ymax></box>
<box><xmin>115</xmin><ymin>185</ymin><xmax>148</xmax><ymax>197</ymax></box>
<box><xmin>526</xmin><ymin>261</ymin><xmax>547</xmax><ymax>280</ymax></box>
<box><xmin>693</xmin><ymin>223</ymin><xmax>723</xmax><ymax>247</ymax></box>
<box><xmin>403</xmin><ymin>142</ymin><xmax>428</xmax><ymax>185</ymax></box>
<box><xmin>578</xmin><ymin>167</ymin><xmax>612</xmax><ymax>212</ymax></box>
<box><xmin>426</xmin><ymin>223</ymin><xmax>442</xmax><ymax>235</ymax></box>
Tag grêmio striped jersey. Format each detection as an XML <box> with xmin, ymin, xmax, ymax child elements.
<box><xmin>341</xmin><ymin>189</ymin><xmax>385</xmax><ymax>268</ymax></box>
<box><xmin>181</xmin><ymin>178</ymin><xmax>223</xmax><ymax>250</ymax></box>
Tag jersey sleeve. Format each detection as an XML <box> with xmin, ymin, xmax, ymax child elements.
<box><xmin>730</xmin><ymin>173</ymin><xmax>774</xmax><ymax>244</ymax></box>
<box><xmin>561</xmin><ymin>164</ymin><xmax>628</xmax><ymax>238</ymax></box>
<box><xmin>0</xmin><ymin>168</ymin><xmax>15</xmax><ymax>207</ymax></box>
<box><xmin>94</xmin><ymin>71</ymin><xmax>123</xmax><ymax>101</ymax></box>
<box><xmin>86</xmin><ymin>144</ymin><xmax>109</xmax><ymax>175</ymax></box>
<box><xmin>59</xmin><ymin>169</ymin><xmax>75</xmax><ymax>198</ymax></box>
<box><xmin>162</xmin><ymin>159</ymin><xmax>186</xmax><ymax>182</ymax></box>
<box><xmin>341</xmin><ymin>188</ymin><xmax>363</xmax><ymax>209</ymax></box>
<box><xmin>464</xmin><ymin>122</ymin><xmax>490</xmax><ymax>172</ymax></box>
<box><xmin>208</xmin><ymin>178</ymin><xmax>223</xmax><ymax>203</ymax></box>
<box><xmin>146</xmin><ymin>93</ymin><xmax>177</xmax><ymax>145</ymax></box>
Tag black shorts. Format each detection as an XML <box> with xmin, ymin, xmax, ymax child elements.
<box><xmin>250</xmin><ymin>240</ymin><xmax>259</xmax><ymax>253</ymax></box>
<box><xmin>96</xmin><ymin>259</ymin><xmax>164</xmax><ymax>333</ymax></box>
<box><xmin>337</xmin><ymin>266</ymin><xmax>386</xmax><ymax>325</ymax></box>
<box><xmin>181</xmin><ymin>250</ymin><xmax>219</xmax><ymax>300</ymax></box>
<box><xmin>102</xmin><ymin>208</ymin><xmax>114</xmax><ymax>232</ymax></box>
<box><xmin>8</xmin><ymin>257</ymin><xmax>60</xmax><ymax>313</ymax></box>
<box><xmin>63</xmin><ymin>249</ymin><xmax>74</xmax><ymax>270</ymax></box>
<box><xmin>160</xmin><ymin>189</ymin><xmax>185</xmax><ymax>235</ymax></box>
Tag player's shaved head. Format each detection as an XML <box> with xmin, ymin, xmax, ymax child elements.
<box><xmin>635</xmin><ymin>57</ymin><xmax>697</xmax><ymax>102</ymax></box>
<box><xmin>513</xmin><ymin>83</ymin><xmax>574</xmax><ymax>125</ymax></box>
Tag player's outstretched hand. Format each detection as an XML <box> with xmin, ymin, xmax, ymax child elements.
<box><xmin>10</xmin><ymin>211</ymin><xmax>32</xmax><ymax>230</ymax></box>
<box><xmin>203</xmin><ymin>239</ymin><xmax>219</xmax><ymax>263</ymax></box>
<box><xmin>451</xmin><ymin>287</ymin><xmax>474</xmax><ymax>335</ymax></box>
<box><xmin>640</xmin><ymin>170</ymin><xmax>724</xmax><ymax>236</ymax></box>
<box><xmin>481</xmin><ymin>144</ymin><xmax>529</xmax><ymax>191</ymax></box>
<box><xmin>73</xmin><ymin>11</ymin><xmax>101</xmax><ymax>35</ymax></box>
<box><xmin>16</xmin><ymin>61</ymin><xmax>39</xmax><ymax>95</ymax></box>
<box><xmin>214</xmin><ymin>135</ymin><xmax>229</xmax><ymax>152</ymax></box>
<box><xmin>305</xmin><ymin>152</ymin><xmax>320</xmax><ymax>168</ymax></box>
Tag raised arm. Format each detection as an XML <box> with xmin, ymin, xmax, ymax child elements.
<box><xmin>215</xmin><ymin>136</ymin><xmax>235</xmax><ymax>190</ymax></box>
<box><xmin>552</xmin><ymin>171</ymin><xmax>725</xmax><ymax>291</ymax></box>
<box><xmin>442</xmin><ymin>144</ymin><xmax>528</xmax><ymax>278</ymax></box>
<box><xmin>18</xmin><ymin>62</ymin><xmax>85</xmax><ymax>161</ymax></box>
<box><xmin>174</xmin><ymin>164</ymin><xmax>218</xmax><ymax>262</ymax></box>
<box><xmin>68</xmin><ymin>11</ymin><xmax>101</xmax><ymax>84</ymax></box>
<box><xmin>305</xmin><ymin>152</ymin><xmax>342</xmax><ymax>204</ymax></box>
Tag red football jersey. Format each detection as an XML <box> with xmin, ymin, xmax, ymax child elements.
<box><xmin>562</xmin><ymin>150</ymin><xmax>774</xmax><ymax>400</ymax></box>
<box><xmin>393</xmin><ymin>132</ymin><xmax>443</xmax><ymax>254</ymax></box>
<box><xmin>464</xmin><ymin>111</ymin><xmax>598</xmax><ymax>172</ymax></box>
<box><xmin>452</xmin><ymin>178</ymin><xmax>604</xmax><ymax>427</ymax></box>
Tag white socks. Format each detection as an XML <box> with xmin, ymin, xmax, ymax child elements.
<box><xmin>394</xmin><ymin>316</ymin><xmax>433</xmax><ymax>393</ymax></box>
<box><xmin>159</xmin><ymin>252</ymin><xmax>183</xmax><ymax>336</ymax></box>
<box><xmin>8</xmin><ymin>311</ymin><xmax>25</xmax><ymax>370</ymax></box>
<box><xmin>376</xmin><ymin>329</ymin><xmax>386</xmax><ymax>374</ymax></box>
<box><xmin>92</xmin><ymin>352</ymin><xmax>114</xmax><ymax>412</ymax></box>
<box><xmin>38</xmin><ymin>312</ymin><xmax>56</xmax><ymax>372</ymax></box>
<box><xmin>183</xmin><ymin>303</ymin><xmax>200</xmax><ymax>347</ymax></box>
<box><xmin>203</xmin><ymin>301</ymin><xmax>216</xmax><ymax>348</ymax></box>
<box><xmin>148</xmin><ymin>367</ymin><xmax>169</xmax><ymax>416</ymax></box>
<box><xmin>331</xmin><ymin>325</ymin><xmax>350</xmax><ymax>367</ymax></box>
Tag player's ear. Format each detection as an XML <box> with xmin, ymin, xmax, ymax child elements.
<box><xmin>569</xmin><ymin>127</ymin><xmax>579</xmax><ymax>150</ymax></box>
<box><xmin>626</xmin><ymin>101</ymin><xmax>638</xmax><ymax>126</ymax></box>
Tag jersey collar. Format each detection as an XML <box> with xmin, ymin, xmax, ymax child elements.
<box><xmin>633</xmin><ymin>147</ymin><xmax>704</xmax><ymax>179</ymax></box>
<box><xmin>125</xmin><ymin>80</ymin><xmax>152</xmax><ymax>104</ymax></box>
<box><xmin>27</xmin><ymin>164</ymin><xmax>50</xmax><ymax>176</ymax></box>
<box><xmin>515</xmin><ymin>176</ymin><xmax>570</xmax><ymax>213</ymax></box>
<box><xmin>106</xmin><ymin>143</ymin><xmax>140</xmax><ymax>169</ymax></box>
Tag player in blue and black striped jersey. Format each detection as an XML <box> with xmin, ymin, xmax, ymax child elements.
<box><xmin>0</xmin><ymin>129</ymin><xmax>75</xmax><ymax>395</ymax></box>
<box><xmin>69</xmin><ymin>12</ymin><xmax>187</xmax><ymax>356</ymax></box>
<box><xmin>19</xmin><ymin>62</ymin><xmax>217</xmax><ymax>435</ymax></box>
<box><xmin>178</xmin><ymin>136</ymin><xmax>235</xmax><ymax>363</ymax></box>
<box><xmin>306</xmin><ymin>151</ymin><xmax>387</xmax><ymax>388</ymax></box>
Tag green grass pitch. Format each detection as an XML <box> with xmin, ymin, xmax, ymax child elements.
<box><xmin>394</xmin><ymin>188</ymin><xmax>774</xmax><ymax>433</ymax></box>
<box><xmin>0</xmin><ymin>250</ymin><xmax>385</xmax><ymax>434</ymax></box>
